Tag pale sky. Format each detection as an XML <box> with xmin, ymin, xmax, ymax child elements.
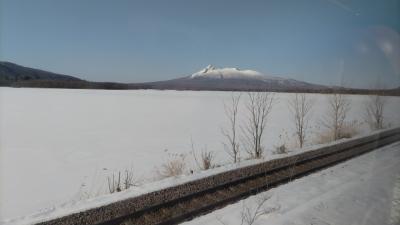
<box><xmin>1</xmin><ymin>0</ymin><xmax>399</xmax><ymax>88</ymax></box>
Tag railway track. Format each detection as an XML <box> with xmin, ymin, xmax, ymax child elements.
<box><xmin>112</xmin><ymin>134</ymin><xmax>399</xmax><ymax>225</ymax></box>
<box><xmin>37</xmin><ymin>128</ymin><xmax>400</xmax><ymax>225</ymax></box>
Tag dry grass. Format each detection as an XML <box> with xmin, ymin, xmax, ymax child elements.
<box><xmin>156</xmin><ymin>155</ymin><xmax>186</xmax><ymax>179</ymax></box>
<box><xmin>191</xmin><ymin>138</ymin><xmax>216</xmax><ymax>170</ymax></box>
<box><xmin>273</xmin><ymin>131</ymin><xmax>298</xmax><ymax>154</ymax></box>
<box><xmin>339</xmin><ymin>120</ymin><xmax>361</xmax><ymax>139</ymax></box>
<box><xmin>199</xmin><ymin>150</ymin><xmax>216</xmax><ymax>170</ymax></box>
<box><xmin>314</xmin><ymin>120</ymin><xmax>361</xmax><ymax>144</ymax></box>
<box><xmin>273</xmin><ymin>144</ymin><xmax>288</xmax><ymax>155</ymax></box>
<box><xmin>314</xmin><ymin>129</ymin><xmax>335</xmax><ymax>144</ymax></box>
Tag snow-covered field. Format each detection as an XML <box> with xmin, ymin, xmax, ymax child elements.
<box><xmin>183</xmin><ymin>141</ymin><xmax>400</xmax><ymax>225</ymax></box>
<box><xmin>0</xmin><ymin>87</ymin><xmax>399</xmax><ymax>222</ymax></box>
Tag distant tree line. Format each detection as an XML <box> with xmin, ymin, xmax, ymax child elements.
<box><xmin>0</xmin><ymin>79</ymin><xmax>399</xmax><ymax>96</ymax></box>
<box><xmin>0</xmin><ymin>80</ymin><xmax>153</xmax><ymax>90</ymax></box>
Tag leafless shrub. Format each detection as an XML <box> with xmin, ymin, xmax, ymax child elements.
<box><xmin>156</xmin><ymin>155</ymin><xmax>186</xmax><ymax>178</ymax></box>
<box><xmin>191</xmin><ymin>138</ymin><xmax>216</xmax><ymax>170</ymax></box>
<box><xmin>215</xmin><ymin>194</ymin><xmax>278</xmax><ymax>225</ymax></box>
<box><xmin>123</xmin><ymin>169</ymin><xmax>138</xmax><ymax>190</ymax></box>
<box><xmin>273</xmin><ymin>131</ymin><xmax>296</xmax><ymax>155</ymax></box>
<box><xmin>321</xmin><ymin>94</ymin><xmax>351</xmax><ymax>141</ymax></box>
<box><xmin>239</xmin><ymin>194</ymin><xmax>279</xmax><ymax>225</ymax></box>
<box><xmin>315</xmin><ymin>120</ymin><xmax>360</xmax><ymax>144</ymax></box>
<box><xmin>243</xmin><ymin>92</ymin><xmax>276</xmax><ymax>159</ymax></box>
<box><xmin>222</xmin><ymin>93</ymin><xmax>242</xmax><ymax>163</ymax></box>
<box><xmin>288</xmin><ymin>93</ymin><xmax>314</xmax><ymax>148</ymax></box>
<box><xmin>200</xmin><ymin>150</ymin><xmax>215</xmax><ymax>170</ymax></box>
<box><xmin>107</xmin><ymin>168</ymin><xmax>139</xmax><ymax>194</ymax></box>
<box><xmin>273</xmin><ymin>144</ymin><xmax>288</xmax><ymax>155</ymax></box>
<box><xmin>107</xmin><ymin>172</ymin><xmax>121</xmax><ymax>193</ymax></box>
<box><xmin>339</xmin><ymin>120</ymin><xmax>361</xmax><ymax>138</ymax></box>
<box><xmin>365</xmin><ymin>95</ymin><xmax>386</xmax><ymax>130</ymax></box>
<box><xmin>314</xmin><ymin>129</ymin><xmax>334</xmax><ymax>144</ymax></box>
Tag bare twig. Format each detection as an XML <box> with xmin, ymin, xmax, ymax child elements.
<box><xmin>191</xmin><ymin>138</ymin><xmax>215</xmax><ymax>170</ymax></box>
<box><xmin>243</xmin><ymin>92</ymin><xmax>276</xmax><ymax>158</ymax></box>
<box><xmin>321</xmin><ymin>94</ymin><xmax>351</xmax><ymax>141</ymax></box>
<box><xmin>222</xmin><ymin>93</ymin><xmax>242</xmax><ymax>163</ymax></box>
<box><xmin>365</xmin><ymin>95</ymin><xmax>386</xmax><ymax>130</ymax></box>
<box><xmin>240</xmin><ymin>194</ymin><xmax>278</xmax><ymax>225</ymax></box>
<box><xmin>288</xmin><ymin>93</ymin><xmax>314</xmax><ymax>148</ymax></box>
<box><xmin>107</xmin><ymin>172</ymin><xmax>121</xmax><ymax>193</ymax></box>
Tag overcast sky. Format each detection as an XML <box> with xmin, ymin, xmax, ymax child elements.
<box><xmin>1</xmin><ymin>0</ymin><xmax>399</xmax><ymax>88</ymax></box>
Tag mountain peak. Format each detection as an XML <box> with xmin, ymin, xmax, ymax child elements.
<box><xmin>201</xmin><ymin>65</ymin><xmax>216</xmax><ymax>74</ymax></box>
<box><xmin>190</xmin><ymin>65</ymin><xmax>264</xmax><ymax>79</ymax></box>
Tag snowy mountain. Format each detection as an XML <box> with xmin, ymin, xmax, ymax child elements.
<box><xmin>150</xmin><ymin>65</ymin><xmax>328</xmax><ymax>91</ymax></box>
<box><xmin>191</xmin><ymin>65</ymin><xmax>266</xmax><ymax>79</ymax></box>
<box><xmin>3</xmin><ymin>62</ymin><xmax>397</xmax><ymax>95</ymax></box>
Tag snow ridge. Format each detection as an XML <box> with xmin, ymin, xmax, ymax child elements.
<box><xmin>190</xmin><ymin>65</ymin><xmax>283</xmax><ymax>81</ymax></box>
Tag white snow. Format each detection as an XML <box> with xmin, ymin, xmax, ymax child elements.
<box><xmin>2</xmin><ymin>128</ymin><xmax>391</xmax><ymax>225</ymax></box>
<box><xmin>0</xmin><ymin>87</ymin><xmax>399</xmax><ymax>223</ymax></box>
<box><xmin>182</xmin><ymin>141</ymin><xmax>400</xmax><ymax>225</ymax></box>
<box><xmin>190</xmin><ymin>65</ymin><xmax>283</xmax><ymax>80</ymax></box>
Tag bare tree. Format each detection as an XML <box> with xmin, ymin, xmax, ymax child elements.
<box><xmin>288</xmin><ymin>93</ymin><xmax>314</xmax><ymax>148</ymax></box>
<box><xmin>243</xmin><ymin>92</ymin><xmax>275</xmax><ymax>158</ymax></box>
<box><xmin>222</xmin><ymin>93</ymin><xmax>241</xmax><ymax>163</ymax></box>
<box><xmin>365</xmin><ymin>94</ymin><xmax>386</xmax><ymax>130</ymax></box>
<box><xmin>322</xmin><ymin>94</ymin><xmax>351</xmax><ymax>141</ymax></box>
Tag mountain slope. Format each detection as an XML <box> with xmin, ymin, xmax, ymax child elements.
<box><xmin>190</xmin><ymin>65</ymin><xmax>265</xmax><ymax>79</ymax></box>
<box><xmin>1</xmin><ymin>62</ymin><xmax>398</xmax><ymax>95</ymax></box>
<box><xmin>150</xmin><ymin>65</ymin><xmax>328</xmax><ymax>91</ymax></box>
<box><xmin>0</xmin><ymin>61</ymin><xmax>81</xmax><ymax>81</ymax></box>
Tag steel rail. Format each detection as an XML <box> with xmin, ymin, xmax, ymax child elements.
<box><xmin>37</xmin><ymin>128</ymin><xmax>400</xmax><ymax>225</ymax></box>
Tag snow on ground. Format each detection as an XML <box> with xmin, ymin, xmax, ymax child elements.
<box><xmin>182</xmin><ymin>141</ymin><xmax>400</xmax><ymax>225</ymax></box>
<box><xmin>0</xmin><ymin>87</ymin><xmax>399</xmax><ymax>221</ymax></box>
<box><xmin>1</xmin><ymin>130</ymin><xmax>384</xmax><ymax>225</ymax></box>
